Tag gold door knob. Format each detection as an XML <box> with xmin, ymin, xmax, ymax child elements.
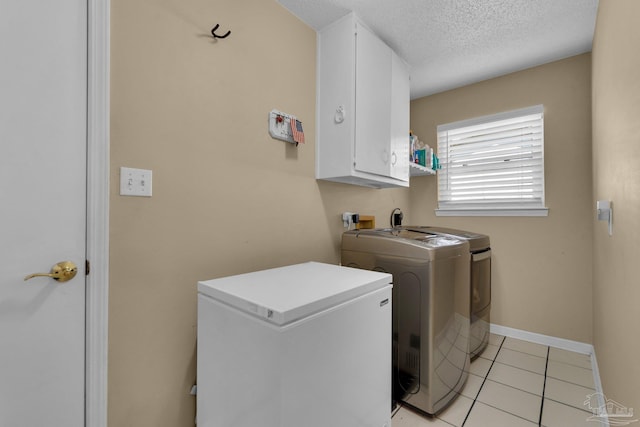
<box><xmin>24</xmin><ymin>261</ymin><xmax>78</xmax><ymax>282</ymax></box>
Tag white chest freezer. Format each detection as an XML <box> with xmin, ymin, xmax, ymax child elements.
<box><xmin>197</xmin><ymin>262</ymin><xmax>393</xmax><ymax>427</ymax></box>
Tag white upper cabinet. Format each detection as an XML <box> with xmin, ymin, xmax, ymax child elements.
<box><xmin>389</xmin><ymin>51</ymin><xmax>411</xmax><ymax>181</ymax></box>
<box><xmin>316</xmin><ymin>13</ymin><xmax>410</xmax><ymax>188</ymax></box>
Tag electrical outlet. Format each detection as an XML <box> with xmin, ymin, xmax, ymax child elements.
<box><xmin>120</xmin><ymin>167</ymin><xmax>152</xmax><ymax>197</ymax></box>
<box><xmin>342</xmin><ymin>212</ymin><xmax>360</xmax><ymax>228</ymax></box>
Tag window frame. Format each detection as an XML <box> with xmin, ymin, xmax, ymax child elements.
<box><xmin>435</xmin><ymin>105</ymin><xmax>549</xmax><ymax>217</ymax></box>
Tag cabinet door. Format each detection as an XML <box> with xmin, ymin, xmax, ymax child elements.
<box><xmin>389</xmin><ymin>52</ymin><xmax>410</xmax><ymax>181</ymax></box>
<box><xmin>354</xmin><ymin>22</ymin><xmax>392</xmax><ymax>178</ymax></box>
<box><xmin>316</xmin><ymin>14</ymin><xmax>357</xmax><ymax>181</ymax></box>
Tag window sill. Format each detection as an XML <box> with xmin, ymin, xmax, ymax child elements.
<box><xmin>435</xmin><ymin>208</ymin><xmax>549</xmax><ymax>217</ymax></box>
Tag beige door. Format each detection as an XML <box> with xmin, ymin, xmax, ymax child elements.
<box><xmin>0</xmin><ymin>0</ymin><xmax>88</xmax><ymax>425</ymax></box>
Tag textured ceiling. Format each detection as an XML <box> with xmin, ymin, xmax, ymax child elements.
<box><xmin>277</xmin><ymin>0</ymin><xmax>599</xmax><ymax>99</ymax></box>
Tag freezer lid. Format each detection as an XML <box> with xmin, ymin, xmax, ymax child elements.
<box><xmin>198</xmin><ymin>262</ymin><xmax>392</xmax><ymax>326</ymax></box>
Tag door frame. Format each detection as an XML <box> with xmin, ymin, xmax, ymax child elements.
<box><xmin>86</xmin><ymin>0</ymin><xmax>110</xmax><ymax>426</ymax></box>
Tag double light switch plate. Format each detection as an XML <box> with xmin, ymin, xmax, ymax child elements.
<box><xmin>120</xmin><ymin>167</ymin><xmax>152</xmax><ymax>197</ymax></box>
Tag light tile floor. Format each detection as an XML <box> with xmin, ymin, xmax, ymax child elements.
<box><xmin>392</xmin><ymin>334</ymin><xmax>605</xmax><ymax>427</ymax></box>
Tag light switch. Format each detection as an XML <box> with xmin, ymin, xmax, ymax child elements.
<box><xmin>120</xmin><ymin>167</ymin><xmax>152</xmax><ymax>197</ymax></box>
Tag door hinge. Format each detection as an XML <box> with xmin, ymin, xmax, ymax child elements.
<box><xmin>85</xmin><ymin>260</ymin><xmax>90</xmax><ymax>276</ymax></box>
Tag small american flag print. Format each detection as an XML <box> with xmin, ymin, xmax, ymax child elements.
<box><xmin>290</xmin><ymin>117</ymin><xmax>305</xmax><ymax>145</ymax></box>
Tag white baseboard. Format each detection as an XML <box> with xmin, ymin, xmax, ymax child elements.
<box><xmin>588</xmin><ymin>350</ymin><xmax>609</xmax><ymax>427</ymax></box>
<box><xmin>489</xmin><ymin>323</ymin><xmax>608</xmax><ymax>426</ymax></box>
<box><xmin>490</xmin><ymin>323</ymin><xmax>593</xmax><ymax>355</ymax></box>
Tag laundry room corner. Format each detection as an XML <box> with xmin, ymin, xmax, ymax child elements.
<box><xmin>408</xmin><ymin>54</ymin><xmax>594</xmax><ymax>345</ymax></box>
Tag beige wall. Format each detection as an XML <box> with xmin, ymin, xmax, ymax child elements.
<box><xmin>109</xmin><ymin>1</ymin><xmax>622</xmax><ymax>424</ymax></box>
<box><xmin>109</xmin><ymin>1</ymin><xmax>409</xmax><ymax>426</ymax></box>
<box><xmin>409</xmin><ymin>54</ymin><xmax>593</xmax><ymax>343</ymax></box>
<box><xmin>592</xmin><ymin>0</ymin><xmax>640</xmax><ymax>412</ymax></box>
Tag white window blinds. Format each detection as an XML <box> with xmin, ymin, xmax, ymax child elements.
<box><xmin>437</xmin><ymin>105</ymin><xmax>546</xmax><ymax>215</ymax></box>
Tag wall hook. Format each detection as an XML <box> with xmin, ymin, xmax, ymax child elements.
<box><xmin>211</xmin><ymin>24</ymin><xmax>231</xmax><ymax>39</ymax></box>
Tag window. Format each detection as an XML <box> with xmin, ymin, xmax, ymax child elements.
<box><xmin>436</xmin><ymin>105</ymin><xmax>548</xmax><ymax>216</ymax></box>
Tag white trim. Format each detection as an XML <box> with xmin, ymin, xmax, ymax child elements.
<box><xmin>435</xmin><ymin>208</ymin><xmax>549</xmax><ymax>217</ymax></box>
<box><xmin>490</xmin><ymin>323</ymin><xmax>593</xmax><ymax>355</ymax></box>
<box><xmin>86</xmin><ymin>0</ymin><xmax>110</xmax><ymax>426</ymax></box>
<box><xmin>589</xmin><ymin>350</ymin><xmax>610</xmax><ymax>427</ymax></box>
<box><xmin>437</xmin><ymin>105</ymin><xmax>546</xmax><ymax>213</ymax></box>
<box><xmin>490</xmin><ymin>323</ymin><xmax>608</xmax><ymax>425</ymax></box>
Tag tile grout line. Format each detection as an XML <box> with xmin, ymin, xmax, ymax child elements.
<box><xmin>479</xmin><ymin>377</ymin><xmax>543</xmax><ymax>399</ymax></box>
<box><xmin>500</xmin><ymin>346</ymin><xmax>548</xmax><ymax>360</ymax></box>
<box><xmin>543</xmin><ymin>396</ymin><xmax>595</xmax><ymax>415</ymax></box>
<box><xmin>477</xmin><ymin>400</ymin><xmax>546</xmax><ymax>425</ymax></box>
<box><xmin>461</xmin><ymin>335</ymin><xmax>506</xmax><ymax>426</ymax></box>
<box><xmin>490</xmin><ymin>359</ymin><xmax>546</xmax><ymax>377</ymax></box>
<box><xmin>544</xmin><ymin>375</ymin><xmax>596</xmax><ymax>390</ymax></box>
<box><xmin>546</xmin><ymin>356</ymin><xmax>593</xmax><ymax>371</ymax></box>
<box><xmin>538</xmin><ymin>346</ymin><xmax>550</xmax><ymax>427</ymax></box>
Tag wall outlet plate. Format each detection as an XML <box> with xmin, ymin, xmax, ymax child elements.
<box><xmin>120</xmin><ymin>167</ymin><xmax>152</xmax><ymax>197</ymax></box>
